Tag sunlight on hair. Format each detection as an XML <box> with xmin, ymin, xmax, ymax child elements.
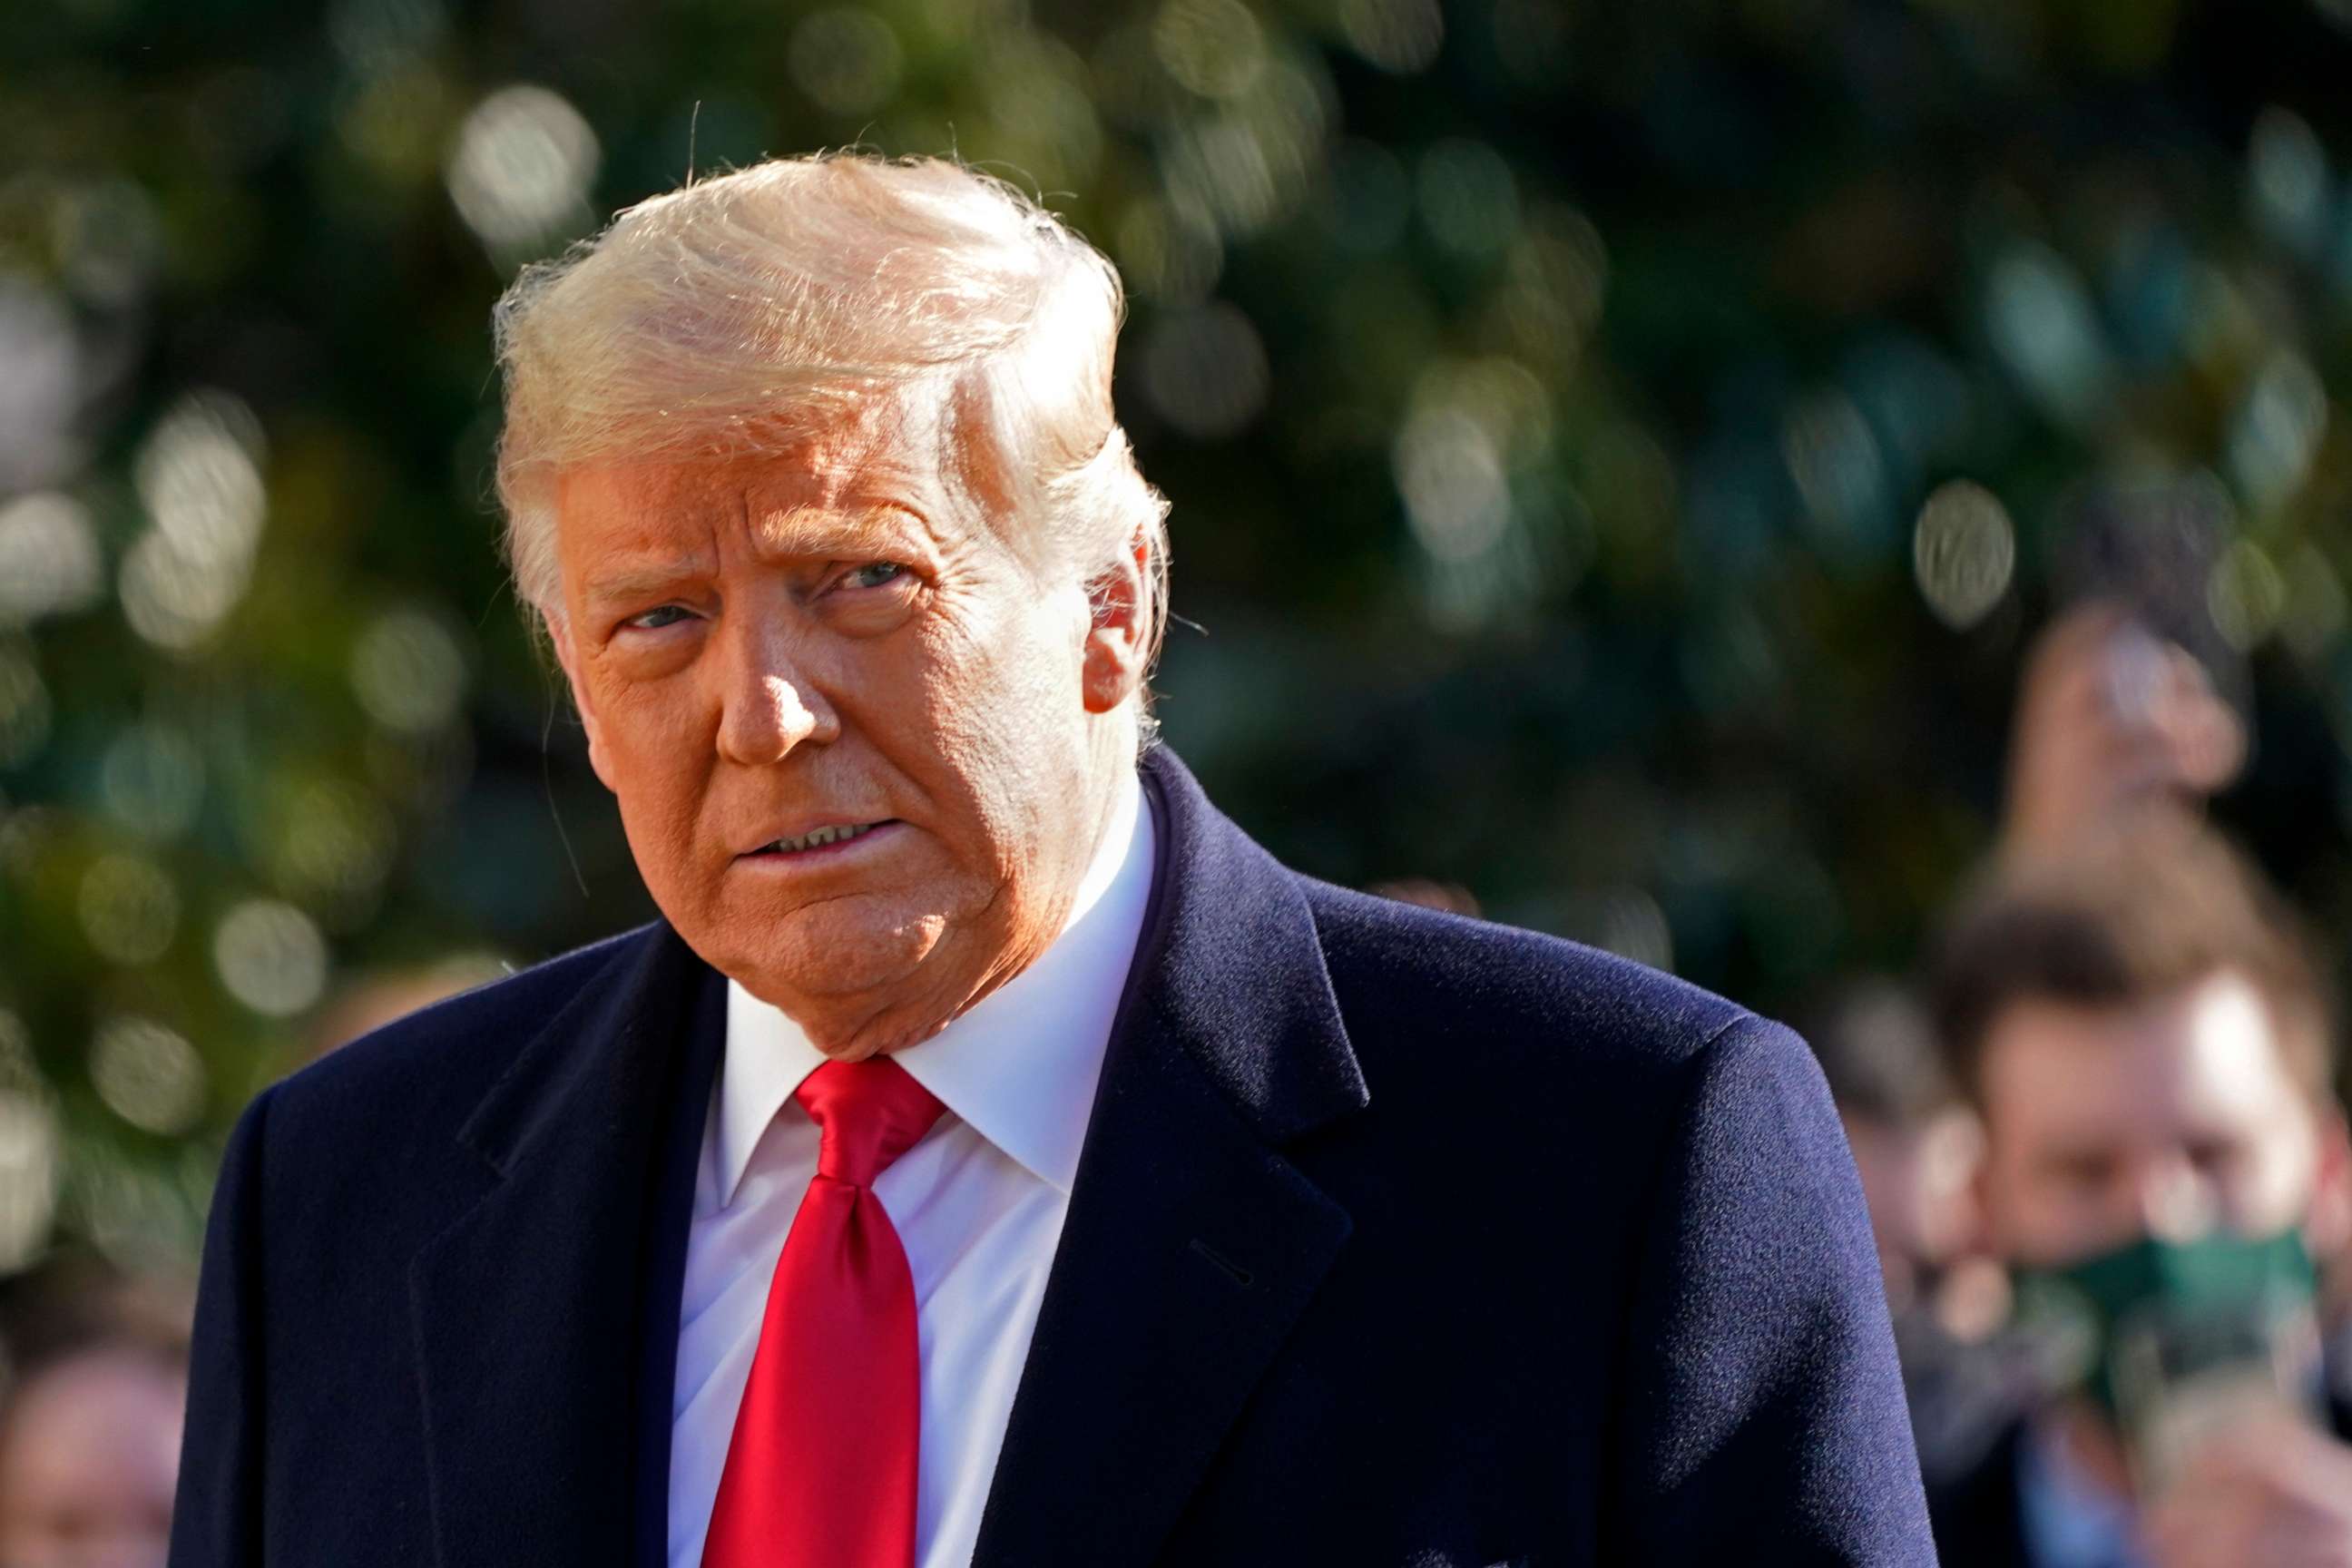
<box><xmin>492</xmin><ymin>152</ymin><xmax>1170</xmax><ymax>681</ymax></box>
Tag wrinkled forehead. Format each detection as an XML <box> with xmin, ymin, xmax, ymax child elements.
<box><xmin>551</xmin><ymin>374</ymin><xmax>1034</xmax><ymax>559</ymax></box>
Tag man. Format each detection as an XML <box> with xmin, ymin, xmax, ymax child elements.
<box><xmin>169</xmin><ymin>153</ymin><xmax>1932</xmax><ymax>1566</ymax></box>
<box><xmin>0</xmin><ymin>1266</ymin><xmax>188</xmax><ymax>1568</ymax></box>
<box><xmin>1807</xmin><ymin>979</ymin><xmax>1987</xmax><ymax>1328</ymax></box>
<box><xmin>1924</xmin><ymin>822</ymin><xmax>2352</xmax><ymax>1567</ymax></box>
<box><xmin>1806</xmin><ymin>981</ymin><xmax>2019</xmax><ymax>1485</ymax></box>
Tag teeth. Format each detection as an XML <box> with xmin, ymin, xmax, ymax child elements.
<box><xmin>765</xmin><ymin>822</ymin><xmax>877</xmax><ymax>854</ymax></box>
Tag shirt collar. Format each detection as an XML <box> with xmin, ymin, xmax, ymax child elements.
<box><xmin>716</xmin><ymin>767</ymin><xmax>1154</xmax><ymax>1207</ymax></box>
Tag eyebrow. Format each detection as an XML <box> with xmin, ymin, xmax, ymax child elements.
<box><xmin>580</xmin><ymin>506</ymin><xmax>926</xmax><ymax>607</ymax></box>
<box><xmin>750</xmin><ymin>503</ymin><xmax>920</xmax><ymax>559</ymax></box>
<box><xmin>581</xmin><ymin>561</ymin><xmax>710</xmax><ymax>607</ymax></box>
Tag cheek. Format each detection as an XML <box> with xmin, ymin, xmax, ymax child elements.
<box><xmin>594</xmin><ymin>677</ymin><xmax>715</xmax><ymax>843</ymax></box>
<box><xmin>2234</xmin><ymin>1116</ymin><xmax>2320</xmax><ymax>1230</ymax></box>
<box><xmin>906</xmin><ymin>593</ymin><xmax>1087</xmax><ymax>809</ymax></box>
<box><xmin>1987</xmin><ymin>1143</ymin><xmax>2102</xmax><ymax>1256</ymax></box>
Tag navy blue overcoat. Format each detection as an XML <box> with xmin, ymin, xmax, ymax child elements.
<box><xmin>170</xmin><ymin>749</ymin><xmax>1936</xmax><ymax>1566</ymax></box>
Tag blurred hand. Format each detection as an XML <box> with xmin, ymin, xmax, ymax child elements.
<box><xmin>2003</xmin><ymin>604</ymin><xmax>2245</xmax><ymax>856</ymax></box>
<box><xmin>2142</xmin><ymin>1415</ymin><xmax>2352</xmax><ymax>1568</ymax></box>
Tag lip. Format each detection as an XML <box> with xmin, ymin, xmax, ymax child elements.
<box><xmin>731</xmin><ymin>818</ymin><xmax>905</xmax><ymax>864</ymax></box>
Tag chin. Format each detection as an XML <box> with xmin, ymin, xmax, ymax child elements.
<box><xmin>720</xmin><ymin>893</ymin><xmax>955</xmax><ymax>1003</ymax></box>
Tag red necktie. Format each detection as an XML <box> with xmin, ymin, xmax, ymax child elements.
<box><xmin>701</xmin><ymin>1056</ymin><xmax>947</xmax><ymax>1568</ymax></box>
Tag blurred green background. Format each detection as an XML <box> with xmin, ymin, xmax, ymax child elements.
<box><xmin>3</xmin><ymin>0</ymin><xmax>2351</xmax><ymax>1272</ymax></box>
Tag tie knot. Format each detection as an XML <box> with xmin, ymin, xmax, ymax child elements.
<box><xmin>794</xmin><ymin>1058</ymin><xmax>946</xmax><ymax>1188</ymax></box>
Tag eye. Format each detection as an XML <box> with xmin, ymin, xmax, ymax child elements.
<box><xmin>623</xmin><ymin>603</ymin><xmax>697</xmax><ymax>632</ymax></box>
<box><xmin>839</xmin><ymin>562</ymin><xmax>906</xmax><ymax>591</ymax></box>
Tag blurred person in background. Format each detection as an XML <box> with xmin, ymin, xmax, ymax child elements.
<box><xmin>0</xmin><ymin>1259</ymin><xmax>190</xmax><ymax>1568</ymax></box>
<box><xmin>1808</xmin><ymin>976</ymin><xmax>1990</xmax><ymax>1327</ymax></box>
<box><xmin>1923</xmin><ymin>824</ymin><xmax>2352</xmax><ymax>1568</ymax></box>
<box><xmin>2004</xmin><ymin>595</ymin><xmax>2352</xmax><ymax>1339</ymax></box>
<box><xmin>1807</xmin><ymin>979</ymin><xmax>2025</xmax><ymax>1482</ymax></box>
<box><xmin>166</xmin><ymin>152</ymin><xmax>1932</xmax><ymax>1568</ymax></box>
<box><xmin>2003</xmin><ymin>602</ymin><xmax>2247</xmax><ymax>864</ymax></box>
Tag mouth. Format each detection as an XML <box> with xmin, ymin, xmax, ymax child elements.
<box><xmin>740</xmin><ymin>819</ymin><xmax>902</xmax><ymax>859</ymax></box>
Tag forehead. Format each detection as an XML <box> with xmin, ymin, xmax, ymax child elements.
<box><xmin>560</xmin><ymin>387</ymin><xmax>943</xmax><ymax>522</ymax></box>
<box><xmin>1978</xmin><ymin>970</ymin><xmax>2306</xmax><ymax>1148</ymax></box>
<box><xmin>547</xmin><ymin>378</ymin><xmax>1034</xmax><ymax>583</ymax></box>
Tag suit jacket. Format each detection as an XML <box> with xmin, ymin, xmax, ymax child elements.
<box><xmin>170</xmin><ymin>748</ymin><xmax>1936</xmax><ymax>1566</ymax></box>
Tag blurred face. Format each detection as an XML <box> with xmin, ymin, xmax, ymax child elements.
<box><xmin>1844</xmin><ymin>1105</ymin><xmax>1983</xmax><ymax>1299</ymax></box>
<box><xmin>1976</xmin><ymin>968</ymin><xmax>2345</xmax><ymax>1269</ymax></box>
<box><xmin>547</xmin><ymin>384</ymin><xmax>1150</xmax><ymax>1059</ymax></box>
<box><xmin>0</xmin><ymin>1351</ymin><xmax>183</xmax><ymax>1568</ymax></box>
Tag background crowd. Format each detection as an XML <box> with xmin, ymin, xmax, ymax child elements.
<box><xmin>6</xmin><ymin>0</ymin><xmax>2352</xmax><ymax>1562</ymax></box>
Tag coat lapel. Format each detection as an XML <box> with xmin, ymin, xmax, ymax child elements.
<box><xmin>970</xmin><ymin>750</ymin><xmax>1370</xmax><ymax>1568</ymax></box>
<box><xmin>408</xmin><ymin>923</ymin><xmax>721</xmax><ymax>1568</ymax></box>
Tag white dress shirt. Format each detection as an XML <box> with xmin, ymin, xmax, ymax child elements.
<box><xmin>667</xmin><ymin>770</ymin><xmax>1155</xmax><ymax>1568</ymax></box>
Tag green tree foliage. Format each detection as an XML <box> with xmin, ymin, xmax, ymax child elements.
<box><xmin>2</xmin><ymin>0</ymin><xmax>2349</xmax><ymax>1269</ymax></box>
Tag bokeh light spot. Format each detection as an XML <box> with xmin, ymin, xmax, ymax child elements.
<box><xmin>258</xmin><ymin>778</ymin><xmax>398</xmax><ymax>908</ymax></box>
<box><xmin>0</xmin><ymin>1010</ymin><xmax>58</xmax><ymax>1270</ymax></box>
<box><xmin>1912</xmin><ymin>479</ymin><xmax>2016</xmax><ymax>629</ymax></box>
<box><xmin>213</xmin><ymin>899</ymin><xmax>331</xmax><ymax>1017</ymax></box>
<box><xmin>1986</xmin><ymin>243</ymin><xmax>2112</xmax><ymax>430</ymax></box>
<box><xmin>0</xmin><ymin>493</ymin><xmax>104</xmax><ymax>626</ymax></box>
<box><xmin>446</xmin><ymin>84</ymin><xmax>600</xmax><ymax>257</ymax></box>
<box><xmin>51</xmin><ymin>181</ymin><xmax>163</xmax><ymax>308</ymax></box>
<box><xmin>1782</xmin><ymin>391</ymin><xmax>1887</xmax><ymax>558</ymax></box>
<box><xmin>90</xmin><ymin>1016</ymin><xmax>209</xmax><ymax>1136</ymax></box>
<box><xmin>0</xmin><ymin>276</ymin><xmax>83</xmax><ymax>492</ymax></box>
<box><xmin>2227</xmin><ymin>348</ymin><xmax>2328</xmax><ymax>512</ymax></box>
<box><xmin>1396</xmin><ymin>407</ymin><xmax>1510</xmax><ymax>563</ymax></box>
<box><xmin>1152</xmin><ymin>0</ymin><xmax>1266</xmax><ymax>99</ymax></box>
<box><xmin>351</xmin><ymin>606</ymin><xmax>469</xmax><ymax>734</ymax></box>
<box><xmin>1419</xmin><ymin>139</ymin><xmax>1521</xmax><ymax>256</ymax></box>
<box><xmin>122</xmin><ymin>390</ymin><xmax>269</xmax><ymax>652</ymax></box>
<box><xmin>101</xmin><ymin>722</ymin><xmax>205</xmax><ymax>840</ymax></box>
<box><xmin>2248</xmin><ymin>106</ymin><xmax>2331</xmax><ymax>257</ymax></box>
<box><xmin>78</xmin><ymin>853</ymin><xmax>181</xmax><ymax>966</ymax></box>
<box><xmin>1338</xmin><ymin>0</ymin><xmax>1444</xmax><ymax>74</ymax></box>
<box><xmin>2209</xmin><ymin>538</ymin><xmax>2287</xmax><ymax>652</ymax></box>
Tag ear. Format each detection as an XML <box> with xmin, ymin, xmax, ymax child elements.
<box><xmin>544</xmin><ymin>612</ymin><xmax>619</xmax><ymax>793</ymax></box>
<box><xmin>1080</xmin><ymin>526</ymin><xmax>1153</xmax><ymax>716</ymax></box>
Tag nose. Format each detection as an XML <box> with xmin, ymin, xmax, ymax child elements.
<box><xmin>714</xmin><ymin>613</ymin><xmax>839</xmax><ymax>764</ymax></box>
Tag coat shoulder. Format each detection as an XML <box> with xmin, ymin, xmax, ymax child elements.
<box><xmin>258</xmin><ymin>922</ymin><xmax>662</xmax><ymax>1156</ymax></box>
<box><xmin>1298</xmin><ymin>876</ymin><xmax>1758</xmax><ymax>1077</ymax></box>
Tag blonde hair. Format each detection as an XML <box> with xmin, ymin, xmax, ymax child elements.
<box><xmin>492</xmin><ymin>152</ymin><xmax>1169</xmax><ymax>672</ymax></box>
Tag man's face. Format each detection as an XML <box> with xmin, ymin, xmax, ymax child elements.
<box><xmin>1976</xmin><ymin>968</ymin><xmax>2341</xmax><ymax>1269</ymax></box>
<box><xmin>0</xmin><ymin>1351</ymin><xmax>183</xmax><ymax>1568</ymax></box>
<box><xmin>1843</xmin><ymin>1106</ymin><xmax>1983</xmax><ymax>1298</ymax></box>
<box><xmin>546</xmin><ymin>386</ymin><xmax>1145</xmax><ymax>1057</ymax></box>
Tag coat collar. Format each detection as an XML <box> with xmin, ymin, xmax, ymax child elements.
<box><xmin>969</xmin><ymin>746</ymin><xmax>1367</xmax><ymax>1568</ymax></box>
<box><xmin>407</xmin><ymin>745</ymin><xmax>1367</xmax><ymax>1568</ymax></box>
<box><xmin>409</xmin><ymin>921</ymin><xmax>723</xmax><ymax>1568</ymax></box>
